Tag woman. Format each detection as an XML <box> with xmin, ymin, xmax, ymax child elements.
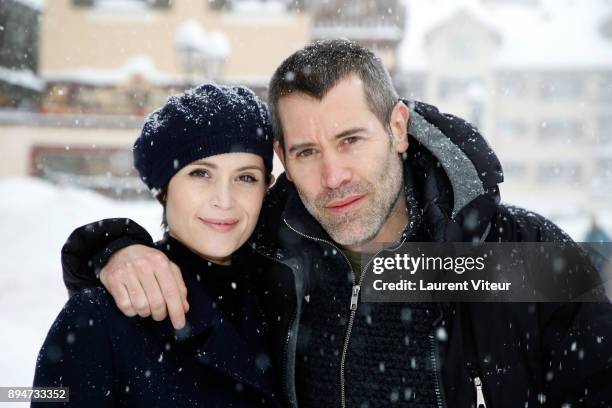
<box><xmin>33</xmin><ymin>84</ymin><xmax>282</xmax><ymax>407</ymax></box>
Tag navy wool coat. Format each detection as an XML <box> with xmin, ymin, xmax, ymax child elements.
<box><xmin>33</xmin><ymin>236</ymin><xmax>281</xmax><ymax>407</ymax></box>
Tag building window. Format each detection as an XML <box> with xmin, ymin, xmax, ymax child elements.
<box><xmin>502</xmin><ymin>162</ymin><xmax>527</xmax><ymax>180</ymax></box>
<box><xmin>72</xmin><ymin>86</ymin><xmax>101</xmax><ymax>112</ymax></box>
<box><xmin>537</xmin><ymin>163</ymin><xmax>582</xmax><ymax>185</ymax></box>
<box><xmin>0</xmin><ymin>1</ymin><xmax>39</xmax><ymax>72</ymax></box>
<box><xmin>208</xmin><ymin>0</ymin><xmax>230</xmax><ymax>11</ymax></box>
<box><xmin>215</xmin><ymin>0</ymin><xmax>293</xmax><ymax>13</ymax></box>
<box><xmin>496</xmin><ymin>119</ymin><xmax>528</xmax><ymax>139</ymax></box>
<box><xmin>539</xmin><ymin>74</ymin><xmax>584</xmax><ymax>100</ymax></box>
<box><xmin>72</xmin><ymin>0</ymin><xmax>172</xmax><ymax>9</ymax></box>
<box><xmin>448</xmin><ymin>33</ymin><xmax>476</xmax><ymax>62</ymax></box>
<box><xmin>597</xmin><ymin>117</ymin><xmax>612</xmax><ymax>144</ymax></box>
<box><xmin>595</xmin><ymin>159</ymin><xmax>612</xmax><ymax>185</ymax></box>
<box><xmin>539</xmin><ymin>119</ymin><xmax>583</xmax><ymax>143</ymax></box>
<box><xmin>496</xmin><ymin>72</ymin><xmax>529</xmax><ymax>98</ymax></box>
<box><xmin>31</xmin><ymin>146</ymin><xmax>146</xmax><ymax>199</ymax></box>
<box><xmin>482</xmin><ymin>0</ymin><xmax>539</xmax><ymax>5</ymax></box>
<box><xmin>438</xmin><ymin>77</ymin><xmax>483</xmax><ymax>100</ymax></box>
<box><xmin>395</xmin><ymin>75</ymin><xmax>425</xmax><ymax>100</ymax></box>
<box><xmin>599</xmin><ymin>73</ymin><xmax>612</xmax><ymax>102</ymax></box>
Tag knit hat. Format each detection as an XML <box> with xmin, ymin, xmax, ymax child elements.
<box><xmin>134</xmin><ymin>84</ymin><xmax>273</xmax><ymax>194</ymax></box>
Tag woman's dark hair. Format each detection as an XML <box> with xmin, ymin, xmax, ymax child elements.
<box><xmin>157</xmin><ymin>186</ymin><xmax>169</xmax><ymax>231</ymax></box>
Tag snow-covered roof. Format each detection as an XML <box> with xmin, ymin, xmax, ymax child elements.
<box><xmin>230</xmin><ymin>0</ymin><xmax>289</xmax><ymax>16</ymax></box>
<box><xmin>312</xmin><ymin>25</ymin><xmax>404</xmax><ymax>42</ymax></box>
<box><xmin>43</xmin><ymin>56</ymin><xmax>178</xmax><ymax>86</ymax></box>
<box><xmin>400</xmin><ymin>0</ymin><xmax>612</xmax><ymax>71</ymax></box>
<box><xmin>92</xmin><ymin>0</ymin><xmax>147</xmax><ymax>12</ymax></box>
<box><xmin>206</xmin><ymin>31</ymin><xmax>231</xmax><ymax>59</ymax></box>
<box><xmin>12</xmin><ymin>0</ymin><xmax>44</xmax><ymax>10</ymax></box>
<box><xmin>0</xmin><ymin>66</ymin><xmax>44</xmax><ymax>91</ymax></box>
<box><xmin>175</xmin><ymin>20</ymin><xmax>231</xmax><ymax>59</ymax></box>
<box><xmin>175</xmin><ymin>20</ymin><xmax>208</xmax><ymax>53</ymax></box>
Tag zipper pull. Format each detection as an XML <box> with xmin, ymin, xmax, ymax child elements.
<box><xmin>350</xmin><ymin>285</ymin><xmax>361</xmax><ymax>310</ymax></box>
<box><xmin>474</xmin><ymin>376</ymin><xmax>487</xmax><ymax>408</ymax></box>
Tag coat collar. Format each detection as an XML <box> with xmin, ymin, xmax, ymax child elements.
<box><xmin>155</xmin><ymin>237</ymin><xmax>279</xmax><ymax>401</ymax></box>
<box><xmin>154</xmin><ymin>235</ymin><xmax>224</xmax><ymax>342</ymax></box>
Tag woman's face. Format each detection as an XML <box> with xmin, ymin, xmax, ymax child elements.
<box><xmin>165</xmin><ymin>152</ymin><xmax>269</xmax><ymax>264</ymax></box>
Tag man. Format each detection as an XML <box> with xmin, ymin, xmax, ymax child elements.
<box><xmin>61</xmin><ymin>40</ymin><xmax>612</xmax><ymax>407</ymax></box>
<box><xmin>585</xmin><ymin>215</ymin><xmax>611</xmax><ymax>243</ymax></box>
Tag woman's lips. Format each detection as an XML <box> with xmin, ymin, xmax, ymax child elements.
<box><xmin>325</xmin><ymin>194</ymin><xmax>365</xmax><ymax>214</ymax></box>
<box><xmin>199</xmin><ymin>217</ymin><xmax>239</xmax><ymax>232</ymax></box>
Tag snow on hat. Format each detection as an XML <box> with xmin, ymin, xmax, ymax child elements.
<box><xmin>134</xmin><ymin>84</ymin><xmax>273</xmax><ymax>194</ymax></box>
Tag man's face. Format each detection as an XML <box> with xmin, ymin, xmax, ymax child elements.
<box><xmin>275</xmin><ymin>75</ymin><xmax>409</xmax><ymax>248</ymax></box>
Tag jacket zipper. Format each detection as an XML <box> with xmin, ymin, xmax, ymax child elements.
<box><xmin>430</xmin><ymin>305</ymin><xmax>448</xmax><ymax>408</ymax></box>
<box><xmin>460</xmin><ymin>303</ymin><xmax>487</xmax><ymax>408</ymax></box>
<box><xmin>429</xmin><ymin>333</ymin><xmax>447</xmax><ymax>408</ymax></box>
<box><xmin>339</xmin><ymin>240</ymin><xmax>408</xmax><ymax>408</ymax></box>
<box><xmin>282</xmin><ymin>219</ymin><xmax>355</xmax><ymax>408</ymax></box>
<box><xmin>283</xmin><ymin>219</ymin><xmax>413</xmax><ymax>408</ymax></box>
<box><xmin>474</xmin><ymin>376</ymin><xmax>487</xmax><ymax>408</ymax></box>
<box><xmin>340</xmin><ymin>267</ymin><xmax>362</xmax><ymax>408</ymax></box>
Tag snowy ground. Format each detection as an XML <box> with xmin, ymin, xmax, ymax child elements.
<box><xmin>0</xmin><ymin>177</ymin><xmax>163</xmax><ymax>406</ymax></box>
<box><xmin>0</xmin><ymin>177</ymin><xmax>610</xmax><ymax>406</ymax></box>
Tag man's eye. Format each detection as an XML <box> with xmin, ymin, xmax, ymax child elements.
<box><xmin>189</xmin><ymin>169</ymin><xmax>210</xmax><ymax>178</ymax></box>
<box><xmin>238</xmin><ymin>174</ymin><xmax>258</xmax><ymax>183</ymax></box>
<box><xmin>342</xmin><ymin>136</ymin><xmax>360</xmax><ymax>145</ymax></box>
<box><xmin>296</xmin><ymin>149</ymin><xmax>314</xmax><ymax>158</ymax></box>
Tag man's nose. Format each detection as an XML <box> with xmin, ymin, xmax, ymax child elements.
<box><xmin>321</xmin><ymin>151</ymin><xmax>351</xmax><ymax>190</ymax></box>
<box><xmin>210</xmin><ymin>182</ymin><xmax>234</xmax><ymax>209</ymax></box>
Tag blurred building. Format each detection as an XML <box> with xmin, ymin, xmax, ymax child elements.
<box><xmin>396</xmin><ymin>0</ymin><xmax>612</xmax><ymax>215</ymax></box>
<box><xmin>309</xmin><ymin>0</ymin><xmax>405</xmax><ymax>71</ymax></box>
<box><xmin>0</xmin><ymin>0</ymin><xmax>43</xmax><ymax>108</ymax></box>
<box><xmin>1</xmin><ymin>0</ymin><xmax>312</xmax><ymax>197</ymax></box>
<box><xmin>39</xmin><ymin>0</ymin><xmax>311</xmax><ymax>113</ymax></box>
<box><xmin>0</xmin><ymin>0</ymin><xmax>407</xmax><ymax>198</ymax></box>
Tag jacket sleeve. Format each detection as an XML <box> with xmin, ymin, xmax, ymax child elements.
<box><xmin>492</xmin><ymin>205</ymin><xmax>612</xmax><ymax>404</ymax></box>
<box><xmin>539</xmin><ymin>227</ymin><xmax>612</xmax><ymax>405</ymax></box>
<box><xmin>521</xmin><ymin>209</ymin><xmax>612</xmax><ymax>405</ymax></box>
<box><xmin>32</xmin><ymin>289</ymin><xmax>116</xmax><ymax>407</ymax></box>
<box><xmin>541</xmin><ymin>301</ymin><xmax>612</xmax><ymax>406</ymax></box>
<box><xmin>62</xmin><ymin>218</ymin><xmax>154</xmax><ymax>295</ymax></box>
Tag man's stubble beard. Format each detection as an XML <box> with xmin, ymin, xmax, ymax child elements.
<box><xmin>296</xmin><ymin>147</ymin><xmax>404</xmax><ymax>247</ymax></box>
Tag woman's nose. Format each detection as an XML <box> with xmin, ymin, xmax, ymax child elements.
<box><xmin>209</xmin><ymin>183</ymin><xmax>234</xmax><ymax>209</ymax></box>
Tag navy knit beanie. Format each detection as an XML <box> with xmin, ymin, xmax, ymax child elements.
<box><xmin>134</xmin><ymin>84</ymin><xmax>273</xmax><ymax>194</ymax></box>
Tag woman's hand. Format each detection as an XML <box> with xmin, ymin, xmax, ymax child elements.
<box><xmin>99</xmin><ymin>245</ymin><xmax>189</xmax><ymax>329</ymax></box>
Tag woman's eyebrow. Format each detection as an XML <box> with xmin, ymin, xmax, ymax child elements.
<box><xmin>188</xmin><ymin>161</ymin><xmax>263</xmax><ymax>172</ymax></box>
<box><xmin>190</xmin><ymin>160</ymin><xmax>217</xmax><ymax>168</ymax></box>
<box><xmin>236</xmin><ymin>166</ymin><xmax>264</xmax><ymax>172</ymax></box>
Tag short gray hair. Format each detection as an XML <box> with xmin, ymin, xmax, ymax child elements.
<box><xmin>268</xmin><ymin>39</ymin><xmax>399</xmax><ymax>150</ymax></box>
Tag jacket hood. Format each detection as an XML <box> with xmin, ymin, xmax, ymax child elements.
<box><xmin>406</xmin><ymin>100</ymin><xmax>503</xmax><ymax>242</ymax></box>
<box><xmin>407</xmin><ymin>100</ymin><xmax>503</xmax><ymax>218</ymax></box>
